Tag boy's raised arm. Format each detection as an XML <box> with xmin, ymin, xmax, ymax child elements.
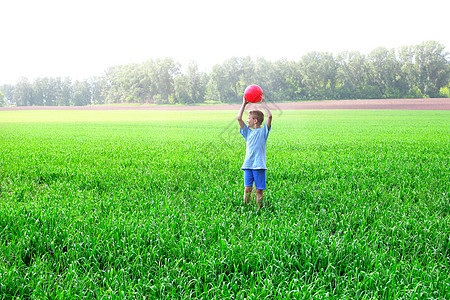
<box><xmin>261</xmin><ymin>94</ymin><xmax>272</xmax><ymax>129</ymax></box>
<box><xmin>237</xmin><ymin>97</ymin><xmax>248</xmax><ymax>129</ymax></box>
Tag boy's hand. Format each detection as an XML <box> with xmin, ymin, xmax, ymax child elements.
<box><xmin>260</xmin><ymin>93</ymin><xmax>265</xmax><ymax>103</ymax></box>
<box><xmin>243</xmin><ymin>96</ymin><xmax>249</xmax><ymax>105</ymax></box>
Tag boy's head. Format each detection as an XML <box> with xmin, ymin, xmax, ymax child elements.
<box><xmin>247</xmin><ymin>110</ymin><xmax>264</xmax><ymax>127</ymax></box>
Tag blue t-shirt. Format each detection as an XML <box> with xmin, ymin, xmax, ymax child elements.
<box><xmin>240</xmin><ymin>123</ymin><xmax>271</xmax><ymax>170</ymax></box>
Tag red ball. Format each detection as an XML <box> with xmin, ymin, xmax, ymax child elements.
<box><xmin>244</xmin><ymin>85</ymin><xmax>263</xmax><ymax>103</ymax></box>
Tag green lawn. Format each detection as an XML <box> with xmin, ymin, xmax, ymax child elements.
<box><xmin>1</xmin><ymin>109</ymin><xmax>449</xmax><ymax>299</ymax></box>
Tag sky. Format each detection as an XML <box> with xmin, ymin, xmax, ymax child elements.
<box><xmin>1</xmin><ymin>0</ymin><xmax>449</xmax><ymax>84</ymax></box>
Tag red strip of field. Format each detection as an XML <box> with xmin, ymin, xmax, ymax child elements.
<box><xmin>1</xmin><ymin>98</ymin><xmax>449</xmax><ymax>111</ymax></box>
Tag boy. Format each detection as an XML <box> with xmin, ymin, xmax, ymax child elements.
<box><xmin>236</xmin><ymin>94</ymin><xmax>272</xmax><ymax>208</ymax></box>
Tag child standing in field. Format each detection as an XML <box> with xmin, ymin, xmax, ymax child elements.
<box><xmin>237</xmin><ymin>94</ymin><xmax>272</xmax><ymax>208</ymax></box>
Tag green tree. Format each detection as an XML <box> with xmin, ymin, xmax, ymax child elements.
<box><xmin>300</xmin><ymin>52</ymin><xmax>337</xmax><ymax>99</ymax></box>
<box><xmin>0</xmin><ymin>84</ymin><xmax>14</xmax><ymax>105</ymax></box>
<box><xmin>49</xmin><ymin>77</ymin><xmax>70</xmax><ymax>106</ymax></box>
<box><xmin>398</xmin><ymin>45</ymin><xmax>419</xmax><ymax>97</ymax></box>
<box><xmin>440</xmin><ymin>84</ymin><xmax>450</xmax><ymax>98</ymax></box>
<box><xmin>205</xmin><ymin>77</ymin><xmax>220</xmax><ymax>101</ymax></box>
<box><xmin>336</xmin><ymin>51</ymin><xmax>369</xmax><ymax>99</ymax></box>
<box><xmin>150</xmin><ymin>58</ymin><xmax>180</xmax><ymax>101</ymax></box>
<box><xmin>367</xmin><ymin>47</ymin><xmax>403</xmax><ymax>98</ymax></box>
<box><xmin>413</xmin><ymin>41</ymin><xmax>450</xmax><ymax>97</ymax></box>
<box><xmin>173</xmin><ymin>75</ymin><xmax>190</xmax><ymax>104</ymax></box>
<box><xmin>252</xmin><ymin>57</ymin><xmax>273</xmax><ymax>97</ymax></box>
<box><xmin>60</xmin><ymin>78</ymin><xmax>73</xmax><ymax>106</ymax></box>
<box><xmin>186</xmin><ymin>61</ymin><xmax>207</xmax><ymax>103</ymax></box>
<box><xmin>46</xmin><ymin>78</ymin><xmax>59</xmax><ymax>106</ymax></box>
<box><xmin>277</xmin><ymin>59</ymin><xmax>304</xmax><ymax>100</ymax></box>
<box><xmin>30</xmin><ymin>77</ymin><xmax>58</xmax><ymax>106</ymax></box>
<box><xmin>173</xmin><ymin>64</ymin><xmax>208</xmax><ymax>105</ymax></box>
<box><xmin>406</xmin><ymin>86</ymin><xmax>425</xmax><ymax>98</ymax></box>
<box><xmin>209</xmin><ymin>57</ymin><xmax>254</xmax><ymax>103</ymax></box>
<box><xmin>0</xmin><ymin>91</ymin><xmax>5</xmax><ymax>107</ymax></box>
<box><xmin>209</xmin><ymin>64</ymin><xmax>234</xmax><ymax>102</ymax></box>
<box><xmin>225</xmin><ymin>56</ymin><xmax>254</xmax><ymax>101</ymax></box>
<box><xmin>104</xmin><ymin>63</ymin><xmax>150</xmax><ymax>103</ymax></box>
<box><xmin>72</xmin><ymin>80</ymin><xmax>92</xmax><ymax>106</ymax></box>
<box><xmin>13</xmin><ymin>77</ymin><xmax>33</xmax><ymax>106</ymax></box>
<box><xmin>89</xmin><ymin>76</ymin><xmax>107</xmax><ymax>104</ymax></box>
<box><xmin>32</xmin><ymin>78</ymin><xmax>47</xmax><ymax>106</ymax></box>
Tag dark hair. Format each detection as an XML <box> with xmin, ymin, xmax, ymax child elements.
<box><xmin>249</xmin><ymin>110</ymin><xmax>264</xmax><ymax>124</ymax></box>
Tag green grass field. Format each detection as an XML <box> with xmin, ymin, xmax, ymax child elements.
<box><xmin>1</xmin><ymin>109</ymin><xmax>449</xmax><ymax>299</ymax></box>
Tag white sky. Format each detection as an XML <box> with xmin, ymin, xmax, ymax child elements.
<box><xmin>1</xmin><ymin>0</ymin><xmax>449</xmax><ymax>84</ymax></box>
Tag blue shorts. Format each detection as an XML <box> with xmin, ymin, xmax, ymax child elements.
<box><xmin>243</xmin><ymin>169</ymin><xmax>267</xmax><ymax>190</ymax></box>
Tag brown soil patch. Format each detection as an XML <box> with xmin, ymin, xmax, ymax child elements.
<box><xmin>1</xmin><ymin>98</ymin><xmax>449</xmax><ymax>111</ymax></box>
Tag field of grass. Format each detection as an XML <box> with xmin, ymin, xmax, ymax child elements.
<box><xmin>0</xmin><ymin>109</ymin><xmax>449</xmax><ymax>299</ymax></box>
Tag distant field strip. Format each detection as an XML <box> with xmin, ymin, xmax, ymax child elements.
<box><xmin>0</xmin><ymin>110</ymin><xmax>449</xmax><ymax>299</ymax></box>
<box><xmin>1</xmin><ymin>98</ymin><xmax>449</xmax><ymax>111</ymax></box>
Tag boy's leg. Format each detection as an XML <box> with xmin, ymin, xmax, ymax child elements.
<box><xmin>244</xmin><ymin>186</ymin><xmax>253</xmax><ymax>204</ymax></box>
<box><xmin>255</xmin><ymin>189</ymin><xmax>264</xmax><ymax>208</ymax></box>
<box><xmin>243</xmin><ymin>169</ymin><xmax>254</xmax><ymax>204</ymax></box>
<box><xmin>254</xmin><ymin>170</ymin><xmax>267</xmax><ymax>209</ymax></box>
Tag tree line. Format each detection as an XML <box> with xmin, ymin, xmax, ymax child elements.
<box><xmin>1</xmin><ymin>41</ymin><xmax>449</xmax><ymax>107</ymax></box>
